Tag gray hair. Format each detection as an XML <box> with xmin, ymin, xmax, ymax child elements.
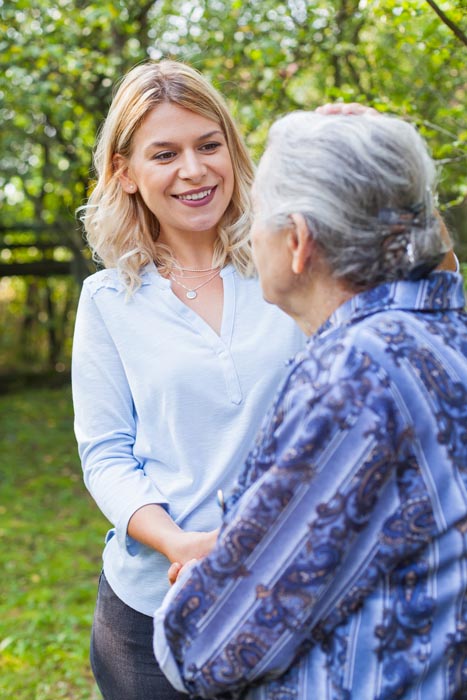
<box><xmin>254</xmin><ymin>111</ymin><xmax>448</xmax><ymax>288</ymax></box>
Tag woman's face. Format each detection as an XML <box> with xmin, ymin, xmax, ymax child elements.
<box><xmin>121</xmin><ymin>102</ymin><xmax>235</xmax><ymax>245</ymax></box>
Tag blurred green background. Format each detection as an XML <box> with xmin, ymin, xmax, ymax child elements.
<box><xmin>1</xmin><ymin>0</ymin><xmax>467</xmax><ymax>383</ymax></box>
<box><xmin>1</xmin><ymin>1</ymin><xmax>466</xmax><ymax>697</ymax></box>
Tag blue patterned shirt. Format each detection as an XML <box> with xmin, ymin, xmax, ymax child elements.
<box><xmin>154</xmin><ymin>272</ymin><xmax>467</xmax><ymax>700</ymax></box>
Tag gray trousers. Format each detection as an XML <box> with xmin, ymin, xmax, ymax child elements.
<box><xmin>90</xmin><ymin>572</ymin><xmax>189</xmax><ymax>700</ymax></box>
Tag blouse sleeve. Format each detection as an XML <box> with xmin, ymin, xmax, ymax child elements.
<box><xmin>72</xmin><ymin>283</ymin><xmax>169</xmax><ymax>554</ymax></box>
<box><xmin>154</xmin><ymin>348</ymin><xmax>430</xmax><ymax>698</ymax></box>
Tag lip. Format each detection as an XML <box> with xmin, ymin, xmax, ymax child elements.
<box><xmin>172</xmin><ymin>185</ymin><xmax>217</xmax><ymax>207</ymax></box>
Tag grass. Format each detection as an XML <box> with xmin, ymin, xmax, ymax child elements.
<box><xmin>0</xmin><ymin>384</ymin><xmax>107</xmax><ymax>699</ymax></box>
<box><xmin>0</xmin><ymin>267</ymin><xmax>466</xmax><ymax>698</ymax></box>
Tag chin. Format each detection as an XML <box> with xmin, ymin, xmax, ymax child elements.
<box><xmin>261</xmin><ymin>289</ymin><xmax>285</xmax><ymax>312</ymax></box>
<box><xmin>259</xmin><ymin>285</ymin><xmax>274</xmax><ymax>305</ymax></box>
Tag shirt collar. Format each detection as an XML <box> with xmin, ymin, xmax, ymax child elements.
<box><xmin>315</xmin><ymin>271</ymin><xmax>466</xmax><ymax>340</ymax></box>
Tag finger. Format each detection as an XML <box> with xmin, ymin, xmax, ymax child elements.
<box><xmin>341</xmin><ymin>102</ymin><xmax>379</xmax><ymax>115</ymax></box>
<box><xmin>315</xmin><ymin>103</ymin><xmax>343</xmax><ymax>114</ymax></box>
<box><xmin>316</xmin><ymin>102</ymin><xmax>379</xmax><ymax>116</ymax></box>
<box><xmin>168</xmin><ymin>562</ymin><xmax>182</xmax><ymax>585</ymax></box>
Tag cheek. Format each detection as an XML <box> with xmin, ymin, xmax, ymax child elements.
<box><xmin>224</xmin><ymin>160</ymin><xmax>235</xmax><ymax>199</ymax></box>
<box><xmin>252</xmin><ymin>240</ymin><xmax>272</xmax><ymax>283</ymax></box>
<box><xmin>138</xmin><ymin>170</ymin><xmax>169</xmax><ymax>205</ymax></box>
<box><xmin>251</xmin><ymin>242</ymin><xmax>259</xmax><ymax>270</ymax></box>
<box><xmin>250</xmin><ymin>227</ymin><xmax>261</xmax><ymax>264</ymax></box>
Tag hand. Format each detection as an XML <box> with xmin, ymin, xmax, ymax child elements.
<box><xmin>168</xmin><ymin>559</ymin><xmax>197</xmax><ymax>586</ymax></box>
<box><xmin>166</xmin><ymin>528</ymin><xmax>219</xmax><ymax>585</ymax></box>
<box><xmin>167</xmin><ymin>528</ymin><xmax>219</xmax><ymax>566</ymax></box>
<box><xmin>315</xmin><ymin>102</ymin><xmax>379</xmax><ymax>116</ymax></box>
<box><xmin>435</xmin><ymin>212</ymin><xmax>457</xmax><ymax>272</ymax></box>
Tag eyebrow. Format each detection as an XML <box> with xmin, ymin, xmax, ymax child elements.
<box><xmin>144</xmin><ymin>130</ymin><xmax>225</xmax><ymax>152</ymax></box>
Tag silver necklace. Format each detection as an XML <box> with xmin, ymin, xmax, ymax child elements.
<box><xmin>170</xmin><ymin>270</ymin><xmax>218</xmax><ymax>280</ymax></box>
<box><xmin>170</xmin><ymin>268</ymin><xmax>220</xmax><ymax>299</ymax></box>
<box><xmin>175</xmin><ymin>264</ymin><xmax>217</xmax><ymax>273</ymax></box>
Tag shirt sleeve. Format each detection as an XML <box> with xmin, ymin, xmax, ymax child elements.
<box><xmin>72</xmin><ymin>283</ymin><xmax>169</xmax><ymax>554</ymax></box>
<box><xmin>154</xmin><ymin>349</ymin><xmax>425</xmax><ymax>698</ymax></box>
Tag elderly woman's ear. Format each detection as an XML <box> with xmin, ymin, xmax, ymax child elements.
<box><xmin>288</xmin><ymin>214</ymin><xmax>315</xmax><ymax>275</ymax></box>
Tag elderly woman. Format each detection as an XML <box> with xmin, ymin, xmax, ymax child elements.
<box><xmin>154</xmin><ymin>112</ymin><xmax>467</xmax><ymax>699</ymax></box>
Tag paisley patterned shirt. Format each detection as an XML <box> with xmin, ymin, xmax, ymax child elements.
<box><xmin>154</xmin><ymin>271</ymin><xmax>467</xmax><ymax>700</ymax></box>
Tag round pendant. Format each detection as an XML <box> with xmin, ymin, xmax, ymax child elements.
<box><xmin>186</xmin><ymin>290</ymin><xmax>197</xmax><ymax>300</ymax></box>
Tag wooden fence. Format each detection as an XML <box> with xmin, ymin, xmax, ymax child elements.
<box><xmin>0</xmin><ymin>224</ymin><xmax>93</xmax><ymax>380</ymax></box>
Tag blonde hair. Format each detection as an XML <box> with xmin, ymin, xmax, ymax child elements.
<box><xmin>79</xmin><ymin>60</ymin><xmax>255</xmax><ymax>290</ymax></box>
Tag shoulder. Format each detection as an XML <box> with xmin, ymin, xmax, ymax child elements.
<box><xmin>82</xmin><ymin>268</ymin><xmax>126</xmax><ymax>298</ymax></box>
<box><xmin>312</xmin><ymin>307</ymin><xmax>415</xmax><ymax>365</ymax></box>
<box><xmin>294</xmin><ymin>306</ymin><xmax>448</xmax><ymax>419</ymax></box>
<box><xmin>292</xmin><ymin>314</ymin><xmax>400</xmax><ymax>404</ymax></box>
<box><xmin>82</xmin><ymin>265</ymin><xmax>155</xmax><ymax>299</ymax></box>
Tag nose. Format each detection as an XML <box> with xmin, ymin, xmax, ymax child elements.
<box><xmin>178</xmin><ymin>150</ymin><xmax>207</xmax><ymax>182</ymax></box>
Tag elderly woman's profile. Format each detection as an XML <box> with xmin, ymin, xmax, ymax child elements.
<box><xmin>154</xmin><ymin>111</ymin><xmax>467</xmax><ymax>700</ymax></box>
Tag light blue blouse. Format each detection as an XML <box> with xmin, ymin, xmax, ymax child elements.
<box><xmin>72</xmin><ymin>263</ymin><xmax>304</xmax><ymax>615</ymax></box>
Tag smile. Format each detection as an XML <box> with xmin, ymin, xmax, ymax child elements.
<box><xmin>174</xmin><ymin>187</ymin><xmax>214</xmax><ymax>201</ymax></box>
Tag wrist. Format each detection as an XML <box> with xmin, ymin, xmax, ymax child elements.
<box><xmin>162</xmin><ymin>529</ymin><xmax>190</xmax><ymax>564</ymax></box>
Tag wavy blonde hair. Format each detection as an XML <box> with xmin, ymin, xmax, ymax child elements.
<box><xmin>79</xmin><ymin>60</ymin><xmax>255</xmax><ymax>290</ymax></box>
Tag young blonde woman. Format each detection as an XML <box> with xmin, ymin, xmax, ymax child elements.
<box><xmin>72</xmin><ymin>61</ymin><xmax>304</xmax><ymax>700</ymax></box>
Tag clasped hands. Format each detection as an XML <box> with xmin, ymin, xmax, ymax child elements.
<box><xmin>167</xmin><ymin>528</ymin><xmax>219</xmax><ymax>585</ymax></box>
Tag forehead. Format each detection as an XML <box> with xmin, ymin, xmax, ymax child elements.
<box><xmin>134</xmin><ymin>102</ymin><xmax>223</xmax><ymax>147</ymax></box>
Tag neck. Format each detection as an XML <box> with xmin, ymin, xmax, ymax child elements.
<box><xmin>158</xmin><ymin>230</ymin><xmax>218</xmax><ymax>271</ymax></box>
<box><xmin>285</xmin><ymin>272</ymin><xmax>354</xmax><ymax>337</ymax></box>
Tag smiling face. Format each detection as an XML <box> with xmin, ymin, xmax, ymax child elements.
<box><xmin>118</xmin><ymin>102</ymin><xmax>235</xmax><ymax>246</ymax></box>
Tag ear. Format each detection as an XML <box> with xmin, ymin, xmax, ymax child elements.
<box><xmin>113</xmin><ymin>154</ymin><xmax>138</xmax><ymax>194</ymax></box>
<box><xmin>287</xmin><ymin>213</ymin><xmax>313</xmax><ymax>274</ymax></box>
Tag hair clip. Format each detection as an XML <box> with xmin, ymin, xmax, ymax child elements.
<box><xmin>406</xmin><ymin>242</ymin><xmax>415</xmax><ymax>265</ymax></box>
<box><xmin>377</xmin><ymin>203</ymin><xmax>425</xmax><ymax>235</ymax></box>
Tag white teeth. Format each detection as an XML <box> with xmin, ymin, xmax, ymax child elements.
<box><xmin>177</xmin><ymin>188</ymin><xmax>212</xmax><ymax>201</ymax></box>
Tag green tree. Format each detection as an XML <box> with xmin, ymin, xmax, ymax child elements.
<box><xmin>1</xmin><ymin>0</ymin><xmax>466</xmax><ymax>255</ymax></box>
<box><xmin>0</xmin><ymin>0</ymin><xmax>466</xmax><ymax>375</ymax></box>
<box><xmin>0</xmin><ymin>0</ymin><xmax>157</xmax><ymax>267</ymax></box>
<box><xmin>148</xmin><ymin>0</ymin><xmax>467</xmax><ymax>207</ymax></box>
<box><xmin>0</xmin><ymin>0</ymin><xmax>158</xmax><ymax>373</ymax></box>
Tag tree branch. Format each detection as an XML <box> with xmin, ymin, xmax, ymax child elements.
<box><xmin>424</xmin><ymin>0</ymin><xmax>467</xmax><ymax>47</ymax></box>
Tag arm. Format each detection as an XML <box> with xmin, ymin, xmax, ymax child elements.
<box><xmin>72</xmin><ymin>283</ymin><xmax>216</xmax><ymax>561</ymax></box>
<box><xmin>155</xmin><ymin>354</ymin><xmax>426</xmax><ymax>697</ymax></box>
<box><xmin>128</xmin><ymin>505</ymin><xmax>218</xmax><ymax>563</ymax></box>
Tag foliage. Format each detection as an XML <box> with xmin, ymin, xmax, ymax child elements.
<box><xmin>0</xmin><ymin>0</ymin><xmax>466</xmax><ymax>376</ymax></box>
<box><xmin>0</xmin><ymin>276</ymin><xmax>79</xmax><ymax>376</ymax></box>
<box><xmin>461</xmin><ymin>261</ymin><xmax>467</xmax><ymax>287</ymax></box>
<box><xmin>1</xmin><ymin>0</ymin><xmax>466</xmax><ymax>228</ymax></box>
<box><xmin>0</xmin><ymin>384</ymin><xmax>106</xmax><ymax>699</ymax></box>
<box><xmin>148</xmin><ymin>0</ymin><xmax>467</xmax><ymax>208</ymax></box>
<box><xmin>0</xmin><ymin>0</ymin><xmax>154</xmax><ymax>267</ymax></box>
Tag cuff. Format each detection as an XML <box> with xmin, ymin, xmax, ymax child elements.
<box><xmin>153</xmin><ymin>572</ymin><xmax>193</xmax><ymax>694</ymax></box>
